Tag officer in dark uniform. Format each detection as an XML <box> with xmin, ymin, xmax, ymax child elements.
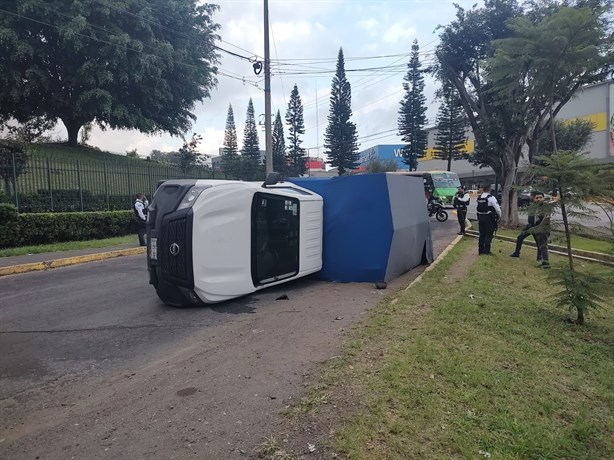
<box><xmin>453</xmin><ymin>185</ymin><xmax>470</xmax><ymax>235</ymax></box>
<box><xmin>133</xmin><ymin>193</ymin><xmax>148</xmax><ymax>246</ymax></box>
<box><xmin>476</xmin><ymin>184</ymin><xmax>501</xmax><ymax>255</ymax></box>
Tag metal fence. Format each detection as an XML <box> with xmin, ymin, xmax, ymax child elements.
<box><xmin>0</xmin><ymin>152</ymin><xmax>228</xmax><ymax>213</ymax></box>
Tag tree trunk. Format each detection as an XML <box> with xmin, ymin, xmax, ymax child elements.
<box><xmin>577</xmin><ymin>306</ymin><xmax>585</xmax><ymax>325</ymax></box>
<box><xmin>500</xmin><ymin>167</ymin><xmax>519</xmax><ymax>227</ymax></box>
<box><xmin>62</xmin><ymin>117</ymin><xmax>83</xmax><ymax>146</ymax></box>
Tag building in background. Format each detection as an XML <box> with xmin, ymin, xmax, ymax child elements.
<box><xmin>359</xmin><ymin>79</ymin><xmax>613</xmax><ymax>189</ymax></box>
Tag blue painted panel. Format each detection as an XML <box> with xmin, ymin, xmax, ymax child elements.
<box><xmin>359</xmin><ymin>144</ymin><xmax>407</xmax><ymax>168</ymax></box>
<box><xmin>289</xmin><ymin>175</ymin><xmax>393</xmax><ymax>282</ymax></box>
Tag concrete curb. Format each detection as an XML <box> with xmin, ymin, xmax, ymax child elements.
<box><xmin>0</xmin><ymin>247</ymin><xmax>146</xmax><ymax>277</ymax></box>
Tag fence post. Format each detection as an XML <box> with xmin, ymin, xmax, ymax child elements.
<box><xmin>77</xmin><ymin>159</ymin><xmax>84</xmax><ymax>212</ymax></box>
<box><xmin>127</xmin><ymin>161</ymin><xmax>133</xmax><ymax>208</ymax></box>
<box><xmin>104</xmin><ymin>161</ymin><xmax>110</xmax><ymax>210</ymax></box>
<box><xmin>11</xmin><ymin>151</ymin><xmax>20</xmax><ymax>213</ymax></box>
<box><xmin>46</xmin><ymin>157</ymin><xmax>54</xmax><ymax>212</ymax></box>
<box><xmin>148</xmin><ymin>166</ymin><xmax>153</xmax><ymax>199</ymax></box>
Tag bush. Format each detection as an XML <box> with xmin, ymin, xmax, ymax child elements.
<box><xmin>0</xmin><ymin>210</ymin><xmax>135</xmax><ymax>248</ymax></box>
<box><xmin>0</xmin><ymin>203</ymin><xmax>19</xmax><ymax>247</ymax></box>
<box><xmin>17</xmin><ymin>190</ymin><xmax>130</xmax><ymax>213</ymax></box>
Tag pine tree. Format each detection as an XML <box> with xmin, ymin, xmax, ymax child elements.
<box><xmin>433</xmin><ymin>79</ymin><xmax>468</xmax><ymax>171</ymax></box>
<box><xmin>398</xmin><ymin>39</ymin><xmax>428</xmax><ymax>171</ymax></box>
<box><xmin>222</xmin><ymin>104</ymin><xmax>239</xmax><ymax>178</ymax></box>
<box><xmin>241</xmin><ymin>98</ymin><xmax>261</xmax><ymax>180</ymax></box>
<box><xmin>324</xmin><ymin>48</ymin><xmax>359</xmax><ymax>176</ymax></box>
<box><xmin>272</xmin><ymin>110</ymin><xmax>288</xmax><ymax>177</ymax></box>
<box><xmin>285</xmin><ymin>84</ymin><xmax>307</xmax><ymax>176</ymax></box>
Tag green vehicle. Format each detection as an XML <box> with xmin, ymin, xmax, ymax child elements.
<box><xmin>392</xmin><ymin>171</ymin><xmax>461</xmax><ymax>205</ymax></box>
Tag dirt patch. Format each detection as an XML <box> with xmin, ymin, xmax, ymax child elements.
<box><xmin>442</xmin><ymin>241</ymin><xmax>478</xmax><ymax>285</ymax></box>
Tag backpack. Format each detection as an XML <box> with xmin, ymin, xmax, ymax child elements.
<box><xmin>476</xmin><ymin>194</ymin><xmax>492</xmax><ymax>214</ymax></box>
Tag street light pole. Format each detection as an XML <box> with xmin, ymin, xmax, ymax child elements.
<box><xmin>264</xmin><ymin>0</ymin><xmax>273</xmax><ymax>174</ymax></box>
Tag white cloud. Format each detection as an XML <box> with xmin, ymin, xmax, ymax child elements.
<box><xmin>356</xmin><ymin>18</ymin><xmax>380</xmax><ymax>36</ymax></box>
<box><xmin>383</xmin><ymin>23</ymin><xmax>417</xmax><ymax>44</ymax></box>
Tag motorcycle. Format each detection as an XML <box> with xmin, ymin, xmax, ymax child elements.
<box><xmin>427</xmin><ymin>198</ymin><xmax>448</xmax><ymax>222</ymax></box>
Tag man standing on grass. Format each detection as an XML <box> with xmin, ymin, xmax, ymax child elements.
<box><xmin>476</xmin><ymin>184</ymin><xmax>501</xmax><ymax>255</ymax></box>
<box><xmin>133</xmin><ymin>193</ymin><xmax>148</xmax><ymax>247</ymax></box>
<box><xmin>510</xmin><ymin>190</ymin><xmax>539</xmax><ymax>259</ymax></box>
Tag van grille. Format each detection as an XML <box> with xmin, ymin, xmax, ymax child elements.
<box><xmin>160</xmin><ymin>217</ymin><xmax>188</xmax><ymax>280</ymax></box>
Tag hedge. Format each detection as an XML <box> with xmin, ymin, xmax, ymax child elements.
<box><xmin>0</xmin><ymin>204</ymin><xmax>135</xmax><ymax>248</ymax></box>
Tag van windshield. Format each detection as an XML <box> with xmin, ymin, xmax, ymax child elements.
<box><xmin>432</xmin><ymin>173</ymin><xmax>461</xmax><ymax>189</ymax></box>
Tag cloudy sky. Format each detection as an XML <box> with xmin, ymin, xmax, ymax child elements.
<box><xmin>71</xmin><ymin>0</ymin><xmax>479</xmax><ymax>161</ymax></box>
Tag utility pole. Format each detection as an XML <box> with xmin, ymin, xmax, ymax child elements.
<box><xmin>264</xmin><ymin>0</ymin><xmax>273</xmax><ymax>174</ymax></box>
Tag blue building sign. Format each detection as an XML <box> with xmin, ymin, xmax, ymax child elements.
<box><xmin>359</xmin><ymin>144</ymin><xmax>408</xmax><ymax>169</ymax></box>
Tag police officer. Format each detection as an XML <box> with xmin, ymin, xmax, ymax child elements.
<box><xmin>476</xmin><ymin>184</ymin><xmax>501</xmax><ymax>255</ymax></box>
<box><xmin>453</xmin><ymin>185</ymin><xmax>470</xmax><ymax>235</ymax></box>
<box><xmin>133</xmin><ymin>193</ymin><xmax>148</xmax><ymax>246</ymax></box>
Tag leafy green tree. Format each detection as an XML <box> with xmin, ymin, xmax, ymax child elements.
<box><xmin>324</xmin><ymin>48</ymin><xmax>360</xmax><ymax>175</ymax></box>
<box><xmin>221</xmin><ymin>104</ymin><xmax>240</xmax><ymax>178</ymax></box>
<box><xmin>538</xmin><ymin>118</ymin><xmax>595</xmax><ymax>156</ymax></box>
<box><xmin>285</xmin><ymin>85</ymin><xmax>307</xmax><ymax>177</ymax></box>
<box><xmin>398</xmin><ymin>39</ymin><xmax>428</xmax><ymax>171</ymax></box>
<box><xmin>241</xmin><ymin>98</ymin><xmax>260</xmax><ymax>180</ymax></box>
<box><xmin>0</xmin><ymin>0</ymin><xmax>220</xmax><ymax>145</ymax></box>
<box><xmin>2</xmin><ymin>116</ymin><xmax>56</xmax><ymax>143</ymax></box>
<box><xmin>432</xmin><ymin>79</ymin><xmax>468</xmax><ymax>171</ymax></box>
<box><xmin>436</xmin><ymin>1</ymin><xmax>611</xmax><ymax>226</ymax></box>
<box><xmin>528</xmin><ymin>150</ymin><xmax>609</xmax><ymax>325</ymax></box>
<box><xmin>364</xmin><ymin>158</ymin><xmax>399</xmax><ymax>173</ymax></box>
<box><xmin>177</xmin><ymin>133</ymin><xmax>204</xmax><ymax>174</ymax></box>
<box><xmin>0</xmin><ymin>140</ymin><xmax>27</xmax><ymax>199</ymax></box>
<box><xmin>272</xmin><ymin>110</ymin><xmax>288</xmax><ymax>177</ymax></box>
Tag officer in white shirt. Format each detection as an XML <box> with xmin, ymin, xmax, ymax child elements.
<box><xmin>453</xmin><ymin>185</ymin><xmax>470</xmax><ymax>235</ymax></box>
<box><xmin>133</xmin><ymin>193</ymin><xmax>148</xmax><ymax>246</ymax></box>
<box><xmin>475</xmin><ymin>184</ymin><xmax>501</xmax><ymax>255</ymax></box>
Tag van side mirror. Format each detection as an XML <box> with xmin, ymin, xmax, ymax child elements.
<box><xmin>262</xmin><ymin>172</ymin><xmax>281</xmax><ymax>188</ymax></box>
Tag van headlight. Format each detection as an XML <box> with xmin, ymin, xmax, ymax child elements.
<box><xmin>177</xmin><ymin>186</ymin><xmax>208</xmax><ymax>211</ymax></box>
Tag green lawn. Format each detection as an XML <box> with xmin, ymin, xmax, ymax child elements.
<box><xmin>0</xmin><ymin>235</ymin><xmax>136</xmax><ymax>257</ymax></box>
<box><xmin>495</xmin><ymin>228</ymin><xmax>614</xmax><ymax>254</ymax></box>
<box><xmin>288</xmin><ymin>240</ymin><xmax>614</xmax><ymax>459</ymax></box>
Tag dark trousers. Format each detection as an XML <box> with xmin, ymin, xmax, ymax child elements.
<box><xmin>477</xmin><ymin>214</ymin><xmax>496</xmax><ymax>254</ymax></box>
<box><xmin>534</xmin><ymin>233</ymin><xmax>550</xmax><ymax>262</ymax></box>
<box><xmin>514</xmin><ymin>225</ymin><xmax>533</xmax><ymax>255</ymax></box>
<box><xmin>136</xmin><ymin>221</ymin><xmax>147</xmax><ymax>246</ymax></box>
<box><xmin>457</xmin><ymin>208</ymin><xmax>467</xmax><ymax>233</ymax></box>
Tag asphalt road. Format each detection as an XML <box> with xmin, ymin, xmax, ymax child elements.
<box><xmin>0</xmin><ymin>219</ymin><xmax>457</xmax><ymax>459</ymax></box>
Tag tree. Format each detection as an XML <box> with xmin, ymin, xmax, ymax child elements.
<box><xmin>0</xmin><ymin>0</ymin><xmax>220</xmax><ymax>145</ymax></box>
<box><xmin>2</xmin><ymin>116</ymin><xmax>56</xmax><ymax>143</ymax></box>
<box><xmin>364</xmin><ymin>158</ymin><xmax>399</xmax><ymax>173</ymax></box>
<box><xmin>177</xmin><ymin>133</ymin><xmax>204</xmax><ymax>174</ymax></box>
<box><xmin>432</xmin><ymin>79</ymin><xmax>468</xmax><ymax>171</ymax></box>
<box><xmin>436</xmin><ymin>0</ymin><xmax>611</xmax><ymax>226</ymax></box>
<box><xmin>126</xmin><ymin>148</ymin><xmax>139</xmax><ymax>158</ymax></box>
<box><xmin>398</xmin><ymin>39</ymin><xmax>428</xmax><ymax>171</ymax></box>
<box><xmin>272</xmin><ymin>110</ymin><xmax>288</xmax><ymax>177</ymax></box>
<box><xmin>528</xmin><ymin>150</ymin><xmax>610</xmax><ymax>325</ymax></box>
<box><xmin>285</xmin><ymin>84</ymin><xmax>307</xmax><ymax>176</ymax></box>
<box><xmin>241</xmin><ymin>98</ymin><xmax>261</xmax><ymax>180</ymax></box>
<box><xmin>0</xmin><ymin>140</ymin><xmax>27</xmax><ymax>199</ymax></box>
<box><xmin>324</xmin><ymin>48</ymin><xmax>360</xmax><ymax>175</ymax></box>
<box><xmin>221</xmin><ymin>104</ymin><xmax>240</xmax><ymax>178</ymax></box>
<box><xmin>538</xmin><ymin>118</ymin><xmax>595</xmax><ymax>156</ymax></box>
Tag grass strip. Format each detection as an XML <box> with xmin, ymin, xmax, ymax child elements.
<box><xmin>495</xmin><ymin>228</ymin><xmax>614</xmax><ymax>254</ymax></box>
<box><xmin>292</xmin><ymin>239</ymin><xmax>614</xmax><ymax>460</ymax></box>
<box><xmin>0</xmin><ymin>235</ymin><xmax>136</xmax><ymax>257</ymax></box>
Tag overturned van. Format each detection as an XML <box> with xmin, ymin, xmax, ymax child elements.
<box><xmin>146</xmin><ymin>177</ymin><xmax>323</xmax><ymax>306</ymax></box>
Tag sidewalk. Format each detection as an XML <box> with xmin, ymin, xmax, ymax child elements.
<box><xmin>0</xmin><ymin>243</ymin><xmax>146</xmax><ymax>276</ymax></box>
